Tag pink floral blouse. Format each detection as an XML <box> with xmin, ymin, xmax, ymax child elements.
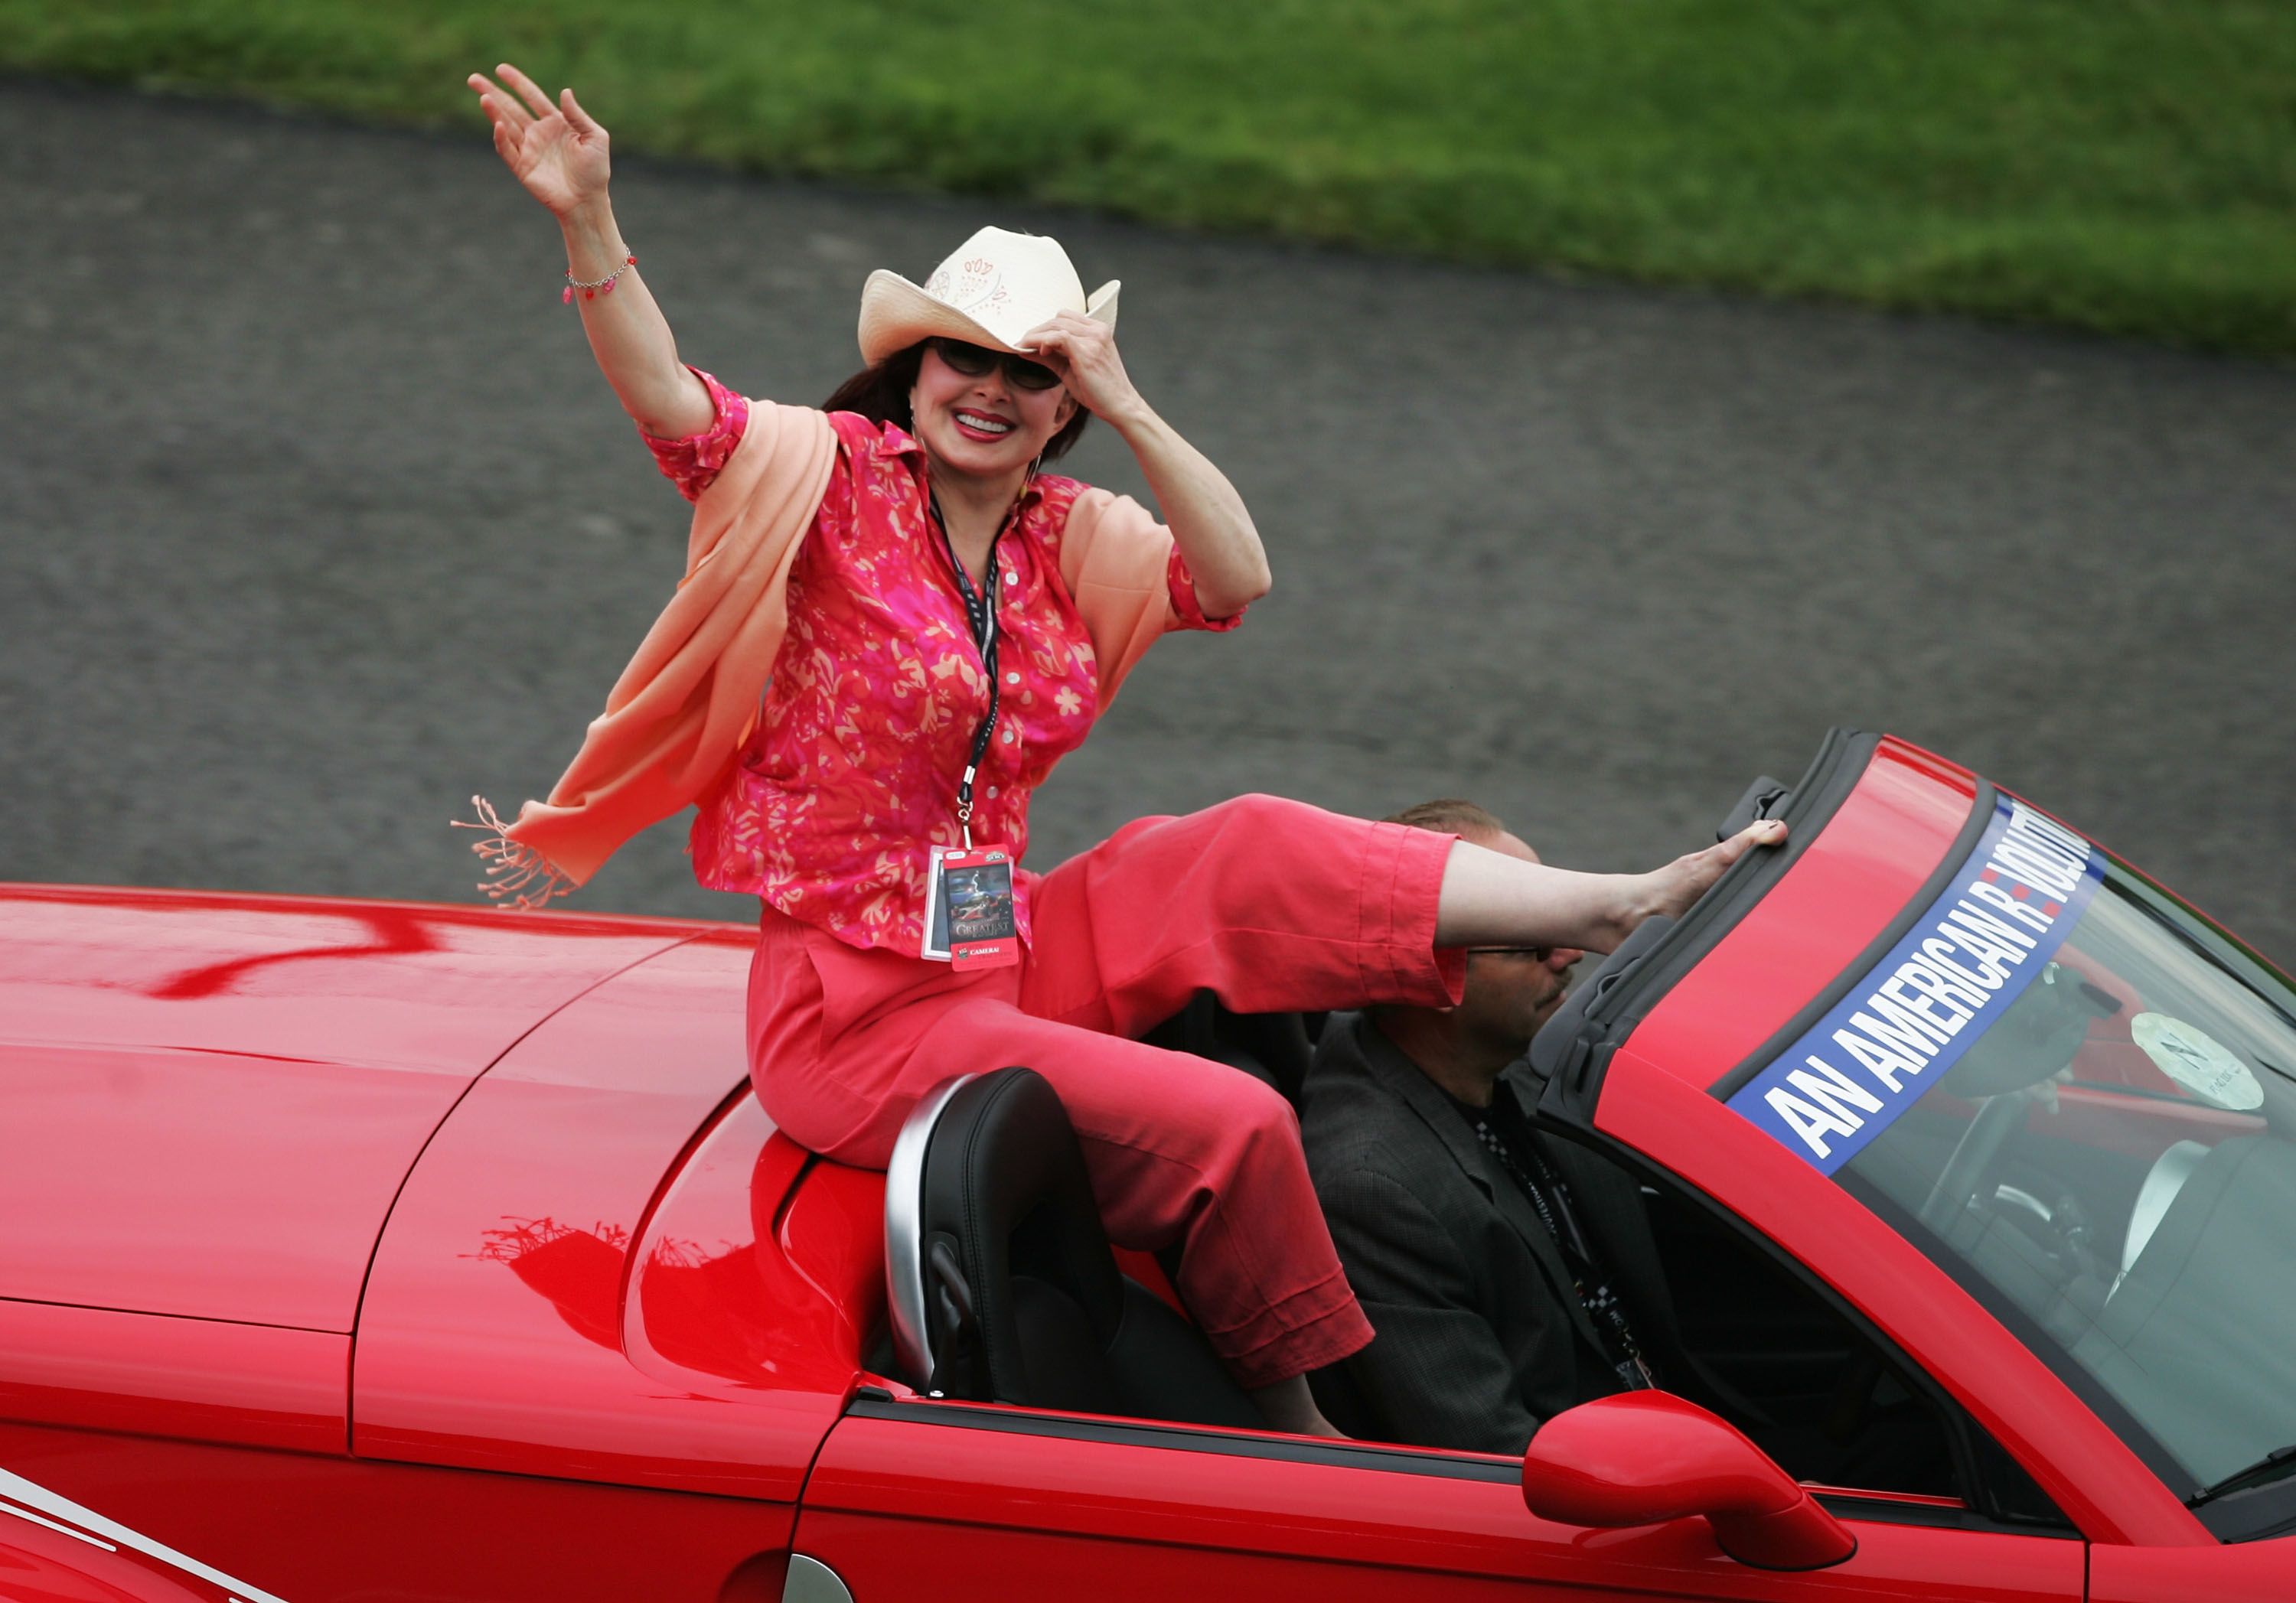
<box><xmin>645</xmin><ymin>371</ymin><xmax>1240</xmax><ymax>955</ymax></box>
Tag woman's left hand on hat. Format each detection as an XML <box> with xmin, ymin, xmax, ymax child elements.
<box><xmin>1019</xmin><ymin>312</ymin><xmax>1144</xmax><ymax>426</ymax></box>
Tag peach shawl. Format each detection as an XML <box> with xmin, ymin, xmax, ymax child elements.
<box><xmin>461</xmin><ymin>399</ymin><xmax>1181</xmax><ymax>907</ymax></box>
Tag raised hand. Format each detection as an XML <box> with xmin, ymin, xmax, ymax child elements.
<box><xmin>1017</xmin><ymin>311</ymin><xmax>1146</xmax><ymax>425</ymax></box>
<box><xmin>467</xmin><ymin>63</ymin><xmax>609</xmax><ymax>218</ymax></box>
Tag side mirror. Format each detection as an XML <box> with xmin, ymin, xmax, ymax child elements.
<box><xmin>1521</xmin><ymin>1392</ymin><xmax>1857</xmax><ymax>1572</ymax></box>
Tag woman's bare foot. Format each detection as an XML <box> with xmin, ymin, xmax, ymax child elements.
<box><xmin>1627</xmin><ymin>819</ymin><xmax>1788</xmax><ymax>930</ymax></box>
<box><xmin>1433</xmin><ymin>818</ymin><xmax>1789</xmax><ymax>955</ymax></box>
<box><xmin>1250</xmin><ymin>1374</ymin><xmax>1349</xmax><ymax>1438</ymax></box>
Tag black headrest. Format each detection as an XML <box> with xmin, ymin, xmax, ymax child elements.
<box><xmin>1142</xmin><ymin>992</ymin><xmax>1316</xmax><ymax>1106</ymax></box>
<box><xmin>918</xmin><ymin>1068</ymin><xmax>1126</xmax><ymax>1408</ymax></box>
<box><xmin>889</xmin><ymin>1067</ymin><xmax>1265</xmax><ymax>1429</ymax></box>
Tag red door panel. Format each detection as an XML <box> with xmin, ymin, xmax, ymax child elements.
<box><xmin>0</xmin><ymin>1420</ymin><xmax>795</xmax><ymax>1603</ymax></box>
<box><xmin>795</xmin><ymin>1407</ymin><xmax>2083</xmax><ymax>1601</ymax></box>
<box><xmin>0</xmin><ymin>1527</ymin><xmax>220</xmax><ymax>1603</ymax></box>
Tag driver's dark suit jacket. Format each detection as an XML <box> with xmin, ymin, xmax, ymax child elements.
<box><xmin>1300</xmin><ymin>1011</ymin><xmax>1689</xmax><ymax>1456</ymax></box>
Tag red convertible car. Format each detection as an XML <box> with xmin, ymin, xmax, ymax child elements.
<box><xmin>2</xmin><ymin>730</ymin><xmax>2292</xmax><ymax>1601</ymax></box>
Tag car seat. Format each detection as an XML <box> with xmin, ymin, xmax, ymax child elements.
<box><xmin>1140</xmin><ymin>991</ymin><xmax>1318</xmax><ymax>1107</ymax></box>
<box><xmin>883</xmin><ymin>1067</ymin><xmax>1264</xmax><ymax>1429</ymax></box>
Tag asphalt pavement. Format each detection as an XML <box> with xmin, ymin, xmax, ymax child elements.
<box><xmin>6</xmin><ymin>80</ymin><xmax>2295</xmax><ymax>961</ymax></box>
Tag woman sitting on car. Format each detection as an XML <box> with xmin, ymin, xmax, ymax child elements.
<box><xmin>460</xmin><ymin>64</ymin><xmax>1782</xmax><ymax>1436</ymax></box>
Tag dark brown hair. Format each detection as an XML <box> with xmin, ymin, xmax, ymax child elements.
<box><xmin>821</xmin><ymin>340</ymin><xmax>1091</xmax><ymax>462</ymax></box>
<box><xmin>1384</xmin><ymin>798</ymin><xmax>1508</xmax><ymax>839</ymax></box>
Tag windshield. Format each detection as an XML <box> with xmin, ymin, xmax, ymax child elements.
<box><xmin>1724</xmin><ymin>797</ymin><xmax>2296</xmax><ymax>1537</ymax></box>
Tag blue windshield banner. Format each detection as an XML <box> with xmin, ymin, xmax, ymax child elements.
<box><xmin>1724</xmin><ymin>797</ymin><xmax>2105</xmax><ymax>1174</ymax></box>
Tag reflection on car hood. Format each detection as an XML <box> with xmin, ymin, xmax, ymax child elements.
<box><xmin>0</xmin><ymin>885</ymin><xmax>703</xmax><ymax>1330</ymax></box>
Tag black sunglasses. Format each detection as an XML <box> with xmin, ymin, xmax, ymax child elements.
<box><xmin>928</xmin><ymin>337</ymin><xmax>1062</xmax><ymax>392</ymax></box>
<box><xmin>1466</xmin><ymin>946</ymin><xmax>1555</xmax><ymax>962</ymax></box>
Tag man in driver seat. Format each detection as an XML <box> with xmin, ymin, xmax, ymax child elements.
<box><xmin>1302</xmin><ymin>800</ymin><xmax>1677</xmax><ymax>1455</ymax></box>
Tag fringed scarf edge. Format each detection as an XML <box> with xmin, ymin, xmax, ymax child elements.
<box><xmin>452</xmin><ymin>796</ymin><xmax>577</xmax><ymax>911</ymax></box>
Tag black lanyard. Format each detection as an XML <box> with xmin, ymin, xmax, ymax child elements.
<box><xmin>1473</xmin><ymin>1113</ymin><xmax>1653</xmax><ymax>1390</ymax></box>
<box><xmin>928</xmin><ymin>487</ymin><xmax>1000</xmax><ymax>849</ymax></box>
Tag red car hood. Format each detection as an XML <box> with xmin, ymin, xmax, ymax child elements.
<box><xmin>0</xmin><ymin>885</ymin><xmax>700</xmax><ymax>1332</ymax></box>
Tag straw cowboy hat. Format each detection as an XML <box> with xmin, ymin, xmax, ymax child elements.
<box><xmin>857</xmin><ymin>226</ymin><xmax>1120</xmax><ymax>365</ymax></box>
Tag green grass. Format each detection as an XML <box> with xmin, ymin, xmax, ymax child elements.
<box><xmin>8</xmin><ymin>0</ymin><xmax>2294</xmax><ymax>354</ymax></box>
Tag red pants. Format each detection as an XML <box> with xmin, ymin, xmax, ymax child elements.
<box><xmin>748</xmin><ymin>795</ymin><xmax>1463</xmax><ymax>1388</ymax></box>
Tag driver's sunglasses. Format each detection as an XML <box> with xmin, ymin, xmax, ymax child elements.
<box><xmin>928</xmin><ymin>337</ymin><xmax>1062</xmax><ymax>392</ymax></box>
<box><xmin>1466</xmin><ymin>946</ymin><xmax>1554</xmax><ymax>962</ymax></box>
